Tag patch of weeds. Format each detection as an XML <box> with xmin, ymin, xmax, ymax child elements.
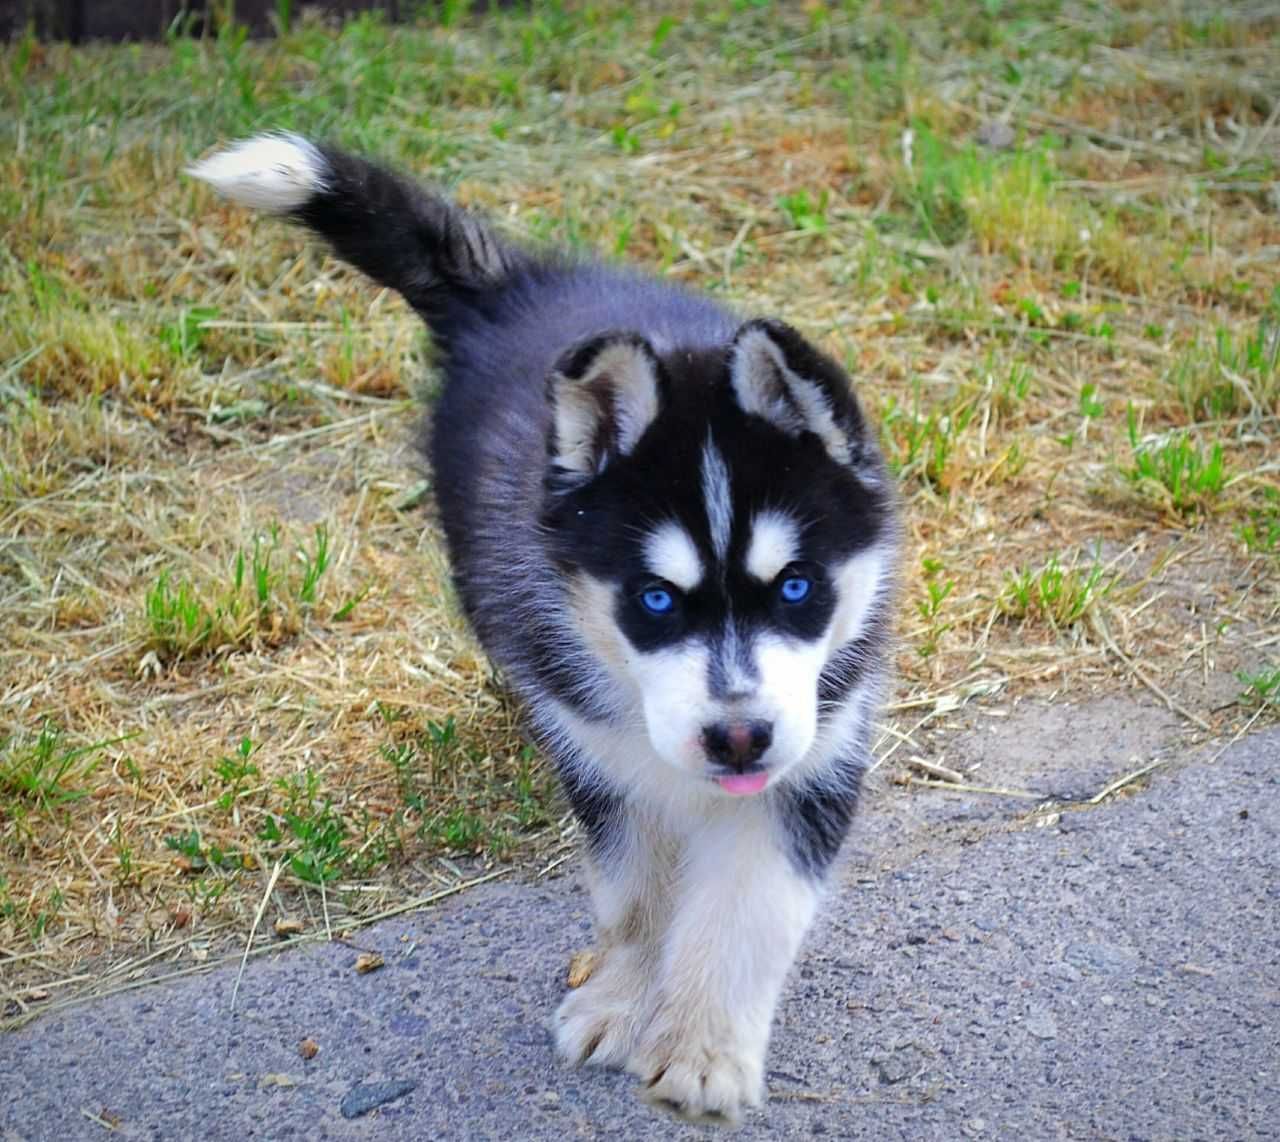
<box><xmin>1168</xmin><ymin>317</ymin><xmax>1280</xmax><ymax>420</ymax></box>
<box><xmin>111</xmin><ymin>821</ymin><xmax>140</xmax><ymax>888</ymax></box>
<box><xmin>160</xmin><ymin>306</ymin><xmax>220</xmax><ymax>363</ymax></box>
<box><xmin>1237</xmin><ymin>665</ymin><xmax>1280</xmax><ymax>708</ymax></box>
<box><xmin>145</xmin><ymin>571</ymin><xmax>220</xmax><ymax>657</ymax></box>
<box><xmin>429</xmin><ymin>808</ymin><xmax>489</xmax><ymax>851</ymax></box>
<box><xmin>0</xmin><ymin>877</ymin><xmax>67</xmax><ymax>942</ymax></box>
<box><xmin>1123</xmin><ymin>405</ymin><xmax>1228</xmax><ymax>518</ymax></box>
<box><xmin>604</xmin><ymin>81</ymin><xmax>683</xmax><ymax>155</ymax></box>
<box><xmin>186</xmin><ymin>876</ymin><xmax>233</xmax><ymax>911</ymax></box>
<box><xmin>295</xmin><ymin>524</ymin><xmax>331</xmax><ymax>605</ymax></box>
<box><xmin>0</xmin><ymin>721</ymin><xmax>130</xmax><ymax>815</ymax></box>
<box><xmin>259</xmin><ymin>769</ymin><xmax>350</xmax><ymax>885</ymax></box>
<box><xmin>880</xmin><ymin>386</ymin><xmax>977</xmax><ymax>493</ymax></box>
<box><xmin>777</xmin><ymin>189</ymin><xmax>831</xmax><ymax>234</ymax></box>
<box><xmin>163</xmin><ymin>827</ymin><xmax>247</xmax><ymax>873</ymax></box>
<box><xmin>999</xmin><ymin>550</ymin><xmax>1110</xmax><ymax>630</ymax></box>
<box><xmin>1073</xmin><ymin>381</ymin><xmax>1105</xmax><ymax>444</ymax></box>
<box><xmin>379</xmin><ymin>715</ymin><xmax>553</xmax><ymax>858</ymax></box>
<box><xmin>380</xmin><ymin>714</ymin><xmax>462</xmax><ymax>818</ymax></box>
<box><xmin>510</xmin><ymin>746</ymin><xmax>553</xmax><ymax>830</ymax></box>
<box><xmin>649</xmin><ymin>14</ymin><xmax>679</xmax><ymax>55</ymax></box>
<box><xmin>1238</xmin><ymin>488</ymin><xmax>1280</xmax><ymax>556</ymax></box>
<box><xmin>143</xmin><ymin>522</ymin><xmax>349</xmax><ymax>662</ymax></box>
<box><xmin>995</xmin><ymin>360</ymin><xmax>1034</xmax><ymax>415</ymax></box>
<box><xmin>895</xmin><ymin>126</ymin><xmax>1124</xmax><ymax>276</ymax></box>
<box><xmin>915</xmin><ymin>558</ymin><xmax>954</xmax><ymax>657</ymax></box>
<box><xmin>28</xmin><ymin>889</ymin><xmax>65</xmax><ymax>941</ymax></box>
<box><xmin>332</xmin><ymin>584</ymin><xmax>371</xmax><ymax>621</ymax></box>
<box><xmin>829</xmin><ymin>23</ymin><xmax>913</xmax><ymax>122</ymax></box>
<box><xmin>1078</xmin><ymin>382</ymin><xmax>1104</xmax><ymax>420</ymax></box>
<box><xmin>899</xmin><ymin>123</ymin><xmax>974</xmax><ymax>245</ymax></box>
<box><xmin>381</xmin><ymin>740</ymin><xmax>426</xmax><ymax>814</ymax></box>
<box><xmin>213</xmin><ymin>738</ymin><xmax>261</xmax><ymax>812</ymax></box>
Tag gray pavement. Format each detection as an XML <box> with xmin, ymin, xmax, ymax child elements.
<box><xmin>2</xmin><ymin>704</ymin><xmax>1277</xmax><ymax>1141</ymax></box>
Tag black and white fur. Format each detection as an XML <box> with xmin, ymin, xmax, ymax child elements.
<box><xmin>190</xmin><ymin>134</ymin><xmax>898</xmax><ymax>1123</ymax></box>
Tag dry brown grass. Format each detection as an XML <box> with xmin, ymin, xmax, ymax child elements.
<box><xmin>2</xmin><ymin>1</ymin><xmax>1278</xmax><ymax>1020</ymax></box>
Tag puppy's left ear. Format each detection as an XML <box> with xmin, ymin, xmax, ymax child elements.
<box><xmin>729</xmin><ymin>318</ymin><xmax>878</xmax><ymax>476</ymax></box>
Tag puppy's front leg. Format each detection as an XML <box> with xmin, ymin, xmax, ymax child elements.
<box><xmin>629</xmin><ymin>804</ymin><xmax>820</xmax><ymax>1123</ymax></box>
<box><xmin>554</xmin><ymin>802</ymin><xmax>673</xmax><ymax>1068</ymax></box>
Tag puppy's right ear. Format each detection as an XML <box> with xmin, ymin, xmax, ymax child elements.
<box><xmin>546</xmin><ymin>332</ymin><xmax>664</xmax><ymax>489</ymax></box>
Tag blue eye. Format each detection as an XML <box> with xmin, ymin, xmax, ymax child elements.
<box><xmin>779</xmin><ymin>576</ymin><xmax>811</xmax><ymax>604</ymax></box>
<box><xmin>641</xmin><ymin>587</ymin><xmax>674</xmax><ymax>615</ymax></box>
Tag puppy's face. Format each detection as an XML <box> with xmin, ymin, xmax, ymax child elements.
<box><xmin>544</xmin><ymin>322</ymin><xmax>895</xmax><ymax>796</ymax></box>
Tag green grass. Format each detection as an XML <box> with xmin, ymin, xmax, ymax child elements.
<box><xmin>1238</xmin><ymin>489</ymin><xmax>1280</xmax><ymax>557</ymax></box>
<box><xmin>2</xmin><ymin>0</ymin><xmax>1279</xmax><ymax>983</ymax></box>
<box><xmin>258</xmin><ymin>769</ymin><xmax>353</xmax><ymax>884</ymax></box>
<box><xmin>880</xmin><ymin>386</ymin><xmax>979</xmax><ymax>495</ymax></box>
<box><xmin>1</xmin><ymin>722</ymin><xmax>130</xmax><ymax>814</ymax></box>
<box><xmin>158</xmin><ymin>711</ymin><xmax>559</xmax><ymax>901</ymax></box>
<box><xmin>1238</xmin><ymin>665</ymin><xmax>1280</xmax><ymax>708</ymax></box>
<box><xmin>1000</xmin><ymin>551</ymin><xmax>1110</xmax><ymax>630</ymax></box>
<box><xmin>1167</xmin><ymin>305</ymin><xmax>1280</xmax><ymax>422</ymax></box>
<box><xmin>1123</xmin><ymin>407</ymin><xmax>1229</xmax><ymax>518</ymax></box>
<box><xmin>143</xmin><ymin>522</ymin><xmax>356</xmax><ymax>661</ymax></box>
<box><xmin>914</xmin><ymin>557</ymin><xmax>955</xmax><ymax>657</ymax></box>
<box><xmin>778</xmin><ymin>189</ymin><xmax>832</xmax><ymax>235</ymax></box>
<box><xmin>381</xmin><ymin>713</ymin><xmax>555</xmax><ymax>859</ymax></box>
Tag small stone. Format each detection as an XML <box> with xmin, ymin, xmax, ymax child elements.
<box><xmin>1064</xmin><ymin>942</ymin><xmax>1138</xmax><ymax>974</ymax></box>
<box><xmin>299</xmin><ymin>1038</ymin><xmax>319</xmax><ymax>1060</ymax></box>
<box><xmin>1024</xmin><ymin>1011</ymin><xmax>1057</xmax><ymax>1040</ymax></box>
<box><xmin>340</xmin><ymin>1080</ymin><xmax>417</xmax><ymax>1120</ymax></box>
<box><xmin>355</xmin><ymin>952</ymin><xmax>385</xmax><ymax>975</ymax></box>
<box><xmin>975</xmin><ymin>120</ymin><xmax>1016</xmax><ymax>150</ymax></box>
<box><xmin>259</xmin><ymin>1074</ymin><xmax>296</xmax><ymax>1089</ymax></box>
<box><xmin>274</xmin><ymin>917</ymin><xmax>304</xmax><ymax>938</ymax></box>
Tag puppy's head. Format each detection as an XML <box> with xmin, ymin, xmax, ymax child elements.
<box><xmin>542</xmin><ymin>320</ymin><xmax>895</xmax><ymax>796</ymax></box>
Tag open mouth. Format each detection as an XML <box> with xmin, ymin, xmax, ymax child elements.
<box><xmin>712</xmin><ymin>769</ymin><xmax>770</xmax><ymax>796</ymax></box>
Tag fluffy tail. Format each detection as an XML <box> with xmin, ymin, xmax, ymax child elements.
<box><xmin>188</xmin><ymin>133</ymin><xmax>522</xmax><ymax>318</ymax></box>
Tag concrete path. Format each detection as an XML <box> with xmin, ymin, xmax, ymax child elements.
<box><xmin>3</xmin><ymin>704</ymin><xmax>1277</xmax><ymax>1141</ymax></box>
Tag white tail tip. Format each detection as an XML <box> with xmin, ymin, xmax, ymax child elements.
<box><xmin>187</xmin><ymin>133</ymin><xmax>326</xmax><ymax>213</ymax></box>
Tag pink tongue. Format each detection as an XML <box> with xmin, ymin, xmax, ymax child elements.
<box><xmin>715</xmin><ymin>771</ymin><xmax>769</xmax><ymax>796</ymax></box>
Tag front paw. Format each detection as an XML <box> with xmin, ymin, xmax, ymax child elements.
<box><xmin>629</xmin><ymin>1024</ymin><xmax>765</xmax><ymax>1124</ymax></box>
<box><xmin>554</xmin><ymin>948</ymin><xmax>649</xmax><ymax>1068</ymax></box>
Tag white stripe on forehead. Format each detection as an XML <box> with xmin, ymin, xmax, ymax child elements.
<box><xmin>701</xmin><ymin>438</ymin><xmax>733</xmax><ymax>564</ymax></box>
<box><xmin>645</xmin><ymin>520</ymin><xmax>704</xmax><ymax>592</ymax></box>
<box><xmin>713</xmin><ymin>613</ymin><xmax>757</xmax><ymax>698</ymax></box>
<box><xmin>745</xmin><ymin>511</ymin><xmax>800</xmax><ymax>583</ymax></box>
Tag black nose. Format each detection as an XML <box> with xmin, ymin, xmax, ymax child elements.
<box><xmin>702</xmin><ymin>720</ymin><xmax>773</xmax><ymax>771</ymax></box>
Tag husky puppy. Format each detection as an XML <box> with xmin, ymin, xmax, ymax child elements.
<box><xmin>191</xmin><ymin>135</ymin><xmax>897</xmax><ymax>1123</ymax></box>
